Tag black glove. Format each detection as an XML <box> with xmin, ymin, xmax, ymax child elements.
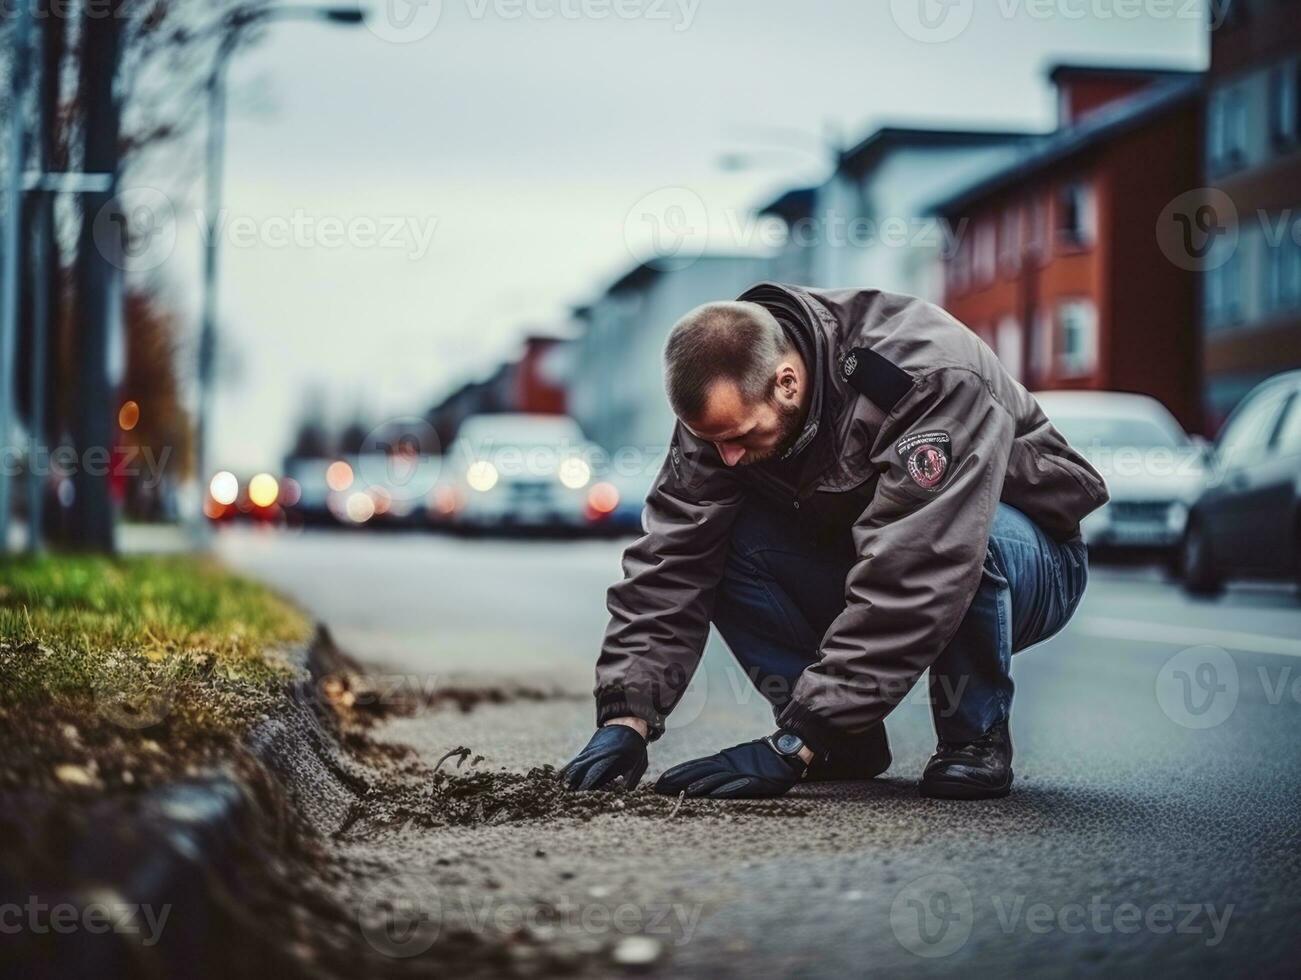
<box><xmin>560</xmin><ymin>725</ymin><xmax>648</xmax><ymax>791</ymax></box>
<box><xmin>654</xmin><ymin>736</ymin><xmax>805</xmax><ymax>799</ymax></box>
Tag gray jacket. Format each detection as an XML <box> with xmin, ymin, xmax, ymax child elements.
<box><xmin>594</xmin><ymin>284</ymin><xmax>1108</xmax><ymax>753</ymax></box>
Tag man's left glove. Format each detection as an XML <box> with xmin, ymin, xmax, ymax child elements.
<box><xmin>560</xmin><ymin>725</ymin><xmax>648</xmax><ymax>791</ymax></box>
<box><xmin>654</xmin><ymin>736</ymin><xmax>806</xmax><ymax>799</ymax></box>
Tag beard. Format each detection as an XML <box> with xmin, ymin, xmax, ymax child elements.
<box><xmin>740</xmin><ymin>397</ymin><xmax>807</xmax><ymax>466</ymax></box>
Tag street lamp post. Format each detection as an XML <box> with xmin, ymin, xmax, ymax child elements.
<box><xmin>194</xmin><ymin>6</ymin><xmax>364</xmax><ymax>529</ymax></box>
<box><xmin>0</xmin><ymin>0</ymin><xmax>36</xmax><ymax>551</ymax></box>
<box><xmin>715</xmin><ymin>122</ymin><xmax>842</xmax><ymax>175</ymax></box>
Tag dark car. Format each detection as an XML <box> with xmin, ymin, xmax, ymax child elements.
<box><xmin>1181</xmin><ymin>371</ymin><xmax>1301</xmax><ymax>597</ymax></box>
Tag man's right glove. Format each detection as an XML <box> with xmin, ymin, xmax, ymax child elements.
<box><xmin>559</xmin><ymin>725</ymin><xmax>648</xmax><ymax>791</ymax></box>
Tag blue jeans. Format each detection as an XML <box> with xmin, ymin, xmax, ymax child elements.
<box><xmin>711</xmin><ymin>503</ymin><xmax>1089</xmax><ymax>744</ymax></box>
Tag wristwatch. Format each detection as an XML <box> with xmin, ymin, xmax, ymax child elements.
<box><xmin>765</xmin><ymin>729</ymin><xmax>810</xmax><ymax>771</ymax></box>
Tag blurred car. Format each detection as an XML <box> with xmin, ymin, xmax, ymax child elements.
<box><xmin>1034</xmin><ymin>390</ymin><xmax>1206</xmax><ymax>550</ymax></box>
<box><xmin>353</xmin><ymin>452</ymin><xmax>443</xmax><ymax>527</ymax></box>
<box><xmin>203</xmin><ymin>469</ymin><xmax>290</xmax><ymax>525</ymax></box>
<box><xmin>282</xmin><ymin>454</ymin><xmax>443</xmax><ymax>528</ymax></box>
<box><xmin>431</xmin><ymin>413</ymin><xmax>605</xmax><ymax>532</ymax></box>
<box><xmin>584</xmin><ymin>464</ymin><xmax>658</xmax><ymax>536</ymax></box>
<box><xmin>1181</xmin><ymin>371</ymin><xmax>1301</xmax><ymax>596</ymax></box>
<box><xmin>281</xmin><ymin>457</ymin><xmax>333</xmax><ymax>525</ymax></box>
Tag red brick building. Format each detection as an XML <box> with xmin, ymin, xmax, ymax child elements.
<box><xmin>1200</xmin><ymin>0</ymin><xmax>1301</xmax><ymax>426</ymax></box>
<box><xmin>933</xmin><ymin>65</ymin><xmax>1205</xmax><ymax>433</ymax></box>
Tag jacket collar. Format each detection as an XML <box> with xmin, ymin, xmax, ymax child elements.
<box><xmin>739</xmin><ymin>283</ymin><xmax>843</xmax><ymax>478</ymax></box>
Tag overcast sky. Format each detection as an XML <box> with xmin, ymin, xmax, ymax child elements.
<box><xmin>136</xmin><ymin>0</ymin><xmax>1208</xmax><ymax>472</ymax></box>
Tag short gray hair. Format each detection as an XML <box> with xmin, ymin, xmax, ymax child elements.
<box><xmin>663</xmin><ymin>301</ymin><xmax>792</xmax><ymax>420</ymax></box>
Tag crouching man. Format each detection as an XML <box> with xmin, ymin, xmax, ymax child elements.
<box><xmin>561</xmin><ymin>284</ymin><xmax>1107</xmax><ymax>800</ymax></box>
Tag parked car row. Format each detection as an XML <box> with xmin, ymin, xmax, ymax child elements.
<box><xmin>225</xmin><ymin>413</ymin><xmax>656</xmax><ymax>536</ymax></box>
<box><xmin>1032</xmin><ymin>390</ymin><xmax>1207</xmax><ymax>551</ymax></box>
<box><xmin>1035</xmin><ymin>372</ymin><xmax>1301</xmax><ymax>598</ymax></box>
<box><xmin>1176</xmin><ymin>371</ymin><xmax>1301</xmax><ymax>597</ymax></box>
<box><xmin>216</xmin><ymin>375</ymin><xmax>1301</xmax><ymax>597</ymax></box>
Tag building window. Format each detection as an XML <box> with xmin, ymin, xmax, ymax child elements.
<box><xmin>973</xmin><ymin>221</ymin><xmax>997</xmax><ymax>286</ymax></box>
<box><xmin>998</xmin><ymin>206</ymin><xmax>1022</xmax><ymax>274</ymax></box>
<box><xmin>1056</xmin><ymin>181</ymin><xmax>1094</xmax><ymax>249</ymax></box>
<box><xmin>1296</xmin><ymin>62</ymin><xmax>1301</xmax><ymax>144</ymax></box>
<box><xmin>1268</xmin><ymin>63</ymin><xmax>1298</xmax><ymax>147</ymax></box>
<box><xmin>950</xmin><ymin>231</ymin><xmax>972</xmax><ymax>294</ymax></box>
<box><xmin>1033</xmin><ymin>309</ymin><xmax>1053</xmax><ymax>381</ymax></box>
<box><xmin>1209</xmin><ymin>86</ymin><xmax>1249</xmax><ymax>172</ymax></box>
<box><xmin>996</xmin><ymin>315</ymin><xmax>1023</xmax><ymax>382</ymax></box>
<box><xmin>1027</xmin><ymin>196</ymin><xmax>1047</xmax><ymax>260</ymax></box>
<box><xmin>1057</xmin><ymin>300</ymin><xmax>1097</xmax><ymax>377</ymax></box>
<box><xmin>1205</xmin><ymin>244</ymin><xmax>1245</xmax><ymax>328</ymax></box>
<box><xmin>1264</xmin><ymin>235</ymin><xmax>1301</xmax><ymax>313</ymax></box>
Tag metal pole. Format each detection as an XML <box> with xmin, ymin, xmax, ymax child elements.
<box><xmin>27</xmin><ymin>189</ymin><xmax>48</xmax><ymax>552</ymax></box>
<box><xmin>25</xmin><ymin>0</ymin><xmax>57</xmax><ymax>553</ymax></box>
<box><xmin>191</xmin><ymin>9</ymin><xmax>363</xmax><ymax>529</ymax></box>
<box><xmin>195</xmin><ymin>49</ymin><xmax>231</xmax><ymax>532</ymax></box>
<box><xmin>69</xmin><ymin>0</ymin><xmax>124</xmax><ymax>554</ymax></box>
<box><xmin>0</xmin><ymin>0</ymin><xmax>35</xmax><ymax>552</ymax></box>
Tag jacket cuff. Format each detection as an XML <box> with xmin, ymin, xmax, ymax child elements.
<box><xmin>776</xmin><ymin>699</ymin><xmax>837</xmax><ymax>759</ymax></box>
<box><xmin>596</xmin><ymin>687</ymin><xmax>666</xmax><ymax>742</ymax></box>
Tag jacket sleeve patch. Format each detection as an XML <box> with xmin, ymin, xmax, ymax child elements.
<box><xmin>839</xmin><ymin>347</ymin><xmax>914</xmax><ymax>414</ymax></box>
<box><xmin>895</xmin><ymin>429</ymin><xmax>951</xmax><ymax>491</ymax></box>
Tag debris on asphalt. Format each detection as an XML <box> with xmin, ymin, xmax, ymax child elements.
<box><xmin>318</xmin><ymin>667</ymin><xmax>583</xmax><ymax>726</ymax></box>
<box><xmin>340</xmin><ymin>755</ymin><xmax>813</xmax><ymax>835</ymax></box>
<box><xmin>611</xmin><ymin>936</ymin><xmax>663</xmax><ymax>968</ymax></box>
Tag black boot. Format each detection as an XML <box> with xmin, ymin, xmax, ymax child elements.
<box><xmin>920</xmin><ymin>720</ymin><xmax>1013</xmax><ymax>799</ymax></box>
<box><xmin>805</xmin><ymin>724</ymin><xmax>891</xmax><ymax>782</ymax></box>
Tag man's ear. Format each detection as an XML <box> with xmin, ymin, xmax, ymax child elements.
<box><xmin>775</xmin><ymin>362</ymin><xmax>800</xmax><ymax>401</ymax></box>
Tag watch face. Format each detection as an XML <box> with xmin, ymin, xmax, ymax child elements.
<box><xmin>775</xmin><ymin>733</ymin><xmax>803</xmax><ymax>756</ymax></box>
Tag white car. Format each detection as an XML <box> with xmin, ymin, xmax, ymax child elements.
<box><xmin>432</xmin><ymin>413</ymin><xmax>606</xmax><ymax>531</ymax></box>
<box><xmin>1033</xmin><ymin>391</ymin><xmax>1207</xmax><ymax>550</ymax></box>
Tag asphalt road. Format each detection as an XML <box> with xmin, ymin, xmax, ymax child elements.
<box><xmin>216</xmin><ymin>527</ymin><xmax>1301</xmax><ymax>977</ymax></box>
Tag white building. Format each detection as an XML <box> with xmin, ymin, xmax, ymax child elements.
<box><xmin>760</xmin><ymin>126</ymin><xmax>1039</xmax><ymax>301</ymax></box>
<box><xmin>569</xmin><ymin>254</ymin><xmax>771</xmax><ymax>455</ymax></box>
<box><xmin>568</xmin><ymin>129</ymin><xmax>1037</xmax><ymax>459</ymax></box>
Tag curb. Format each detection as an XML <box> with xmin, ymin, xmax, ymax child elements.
<box><xmin>4</xmin><ymin>625</ymin><xmax>365</xmax><ymax>980</ymax></box>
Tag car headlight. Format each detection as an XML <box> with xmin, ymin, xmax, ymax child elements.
<box><xmin>558</xmin><ymin>457</ymin><xmax>591</xmax><ymax>490</ymax></box>
<box><xmin>466</xmin><ymin>461</ymin><xmax>498</xmax><ymax>492</ymax></box>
